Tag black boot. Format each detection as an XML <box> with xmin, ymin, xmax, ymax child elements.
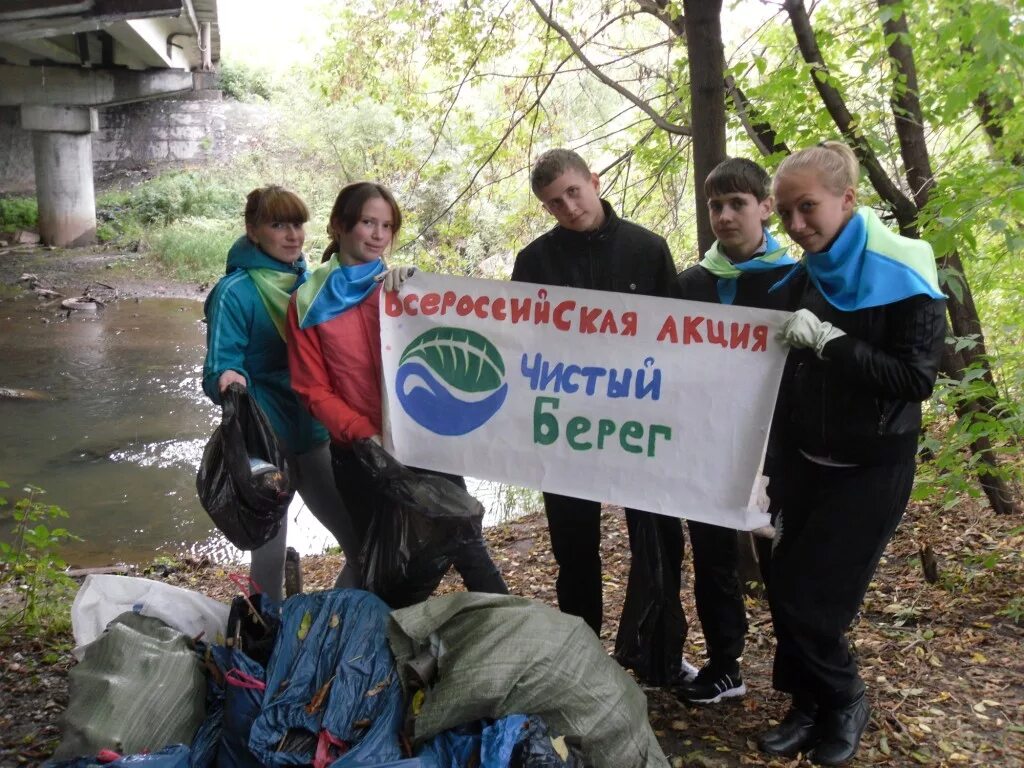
<box><xmin>809</xmin><ymin>692</ymin><xmax>870</xmax><ymax>766</ymax></box>
<box><xmin>757</xmin><ymin>700</ymin><xmax>818</xmax><ymax>757</ymax></box>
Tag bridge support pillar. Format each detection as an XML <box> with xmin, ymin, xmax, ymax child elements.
<box><xmin>21</xmin><ymin>106</ymin><xmax>98</xmax><ymax>248</ymax></box>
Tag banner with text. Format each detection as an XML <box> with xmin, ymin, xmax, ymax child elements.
<box><xmin>380</xmin><ymin>273</ymin><xmax>790</xmax><ymax>530</ymax></box>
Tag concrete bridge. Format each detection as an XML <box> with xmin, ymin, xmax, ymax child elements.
<box><xmin>0</xmin><ymin>1</ymin><xmax>220</xmax><ymax>246</ymax></box>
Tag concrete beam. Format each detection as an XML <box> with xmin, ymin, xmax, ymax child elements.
<box><xmin>0</xmin><ymin>1</ymin><xmax>186</xmax><ymax>42</ymax></box>
<box><xmin>32</xmin><ymin>129</ymin><xmax>96</xmax><ymax>247</ymax></box>
<box><xmin>0</xmin><ymin>2</ymin><xmax>93</xmax><ymax>21</ymax></box>
<box><xmin>0</xmin><ymin>64</ymin><xmax>195</xmax><ymax>106</ymax></box>
<box><xmin>1</xmin><ymin>36</ymin><xmax>82</xmax><ymax>64</ymax></box>
<box><xmin>106</xmin><ymin>17</ymin><xmax>188</xmax><ymax>69</ymax></box>
<box><xmin>0</xmin><ymin>17</ymin><xmax>106</xmax><ymax>42</ymax></box>
<box><xmin>21</xmin><ymin>104</ymin><xmax>98</xmax><ymax>132</ymax></box>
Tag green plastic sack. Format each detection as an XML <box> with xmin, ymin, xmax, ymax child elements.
<box><xmin>53</xmin><ymin>612</ymin><xmax>206</xmax><ymax>760</ymax></box>
<box><xmin>388</xmin><ymin>593</ymin><xmax>669</xmax><ymax>768</ymax></box>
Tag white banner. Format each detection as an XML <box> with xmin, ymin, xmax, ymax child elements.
<box><xmin>380</xmin><ymin>272</ymin><xmax>790</xmax><ymax>530</ymax></box>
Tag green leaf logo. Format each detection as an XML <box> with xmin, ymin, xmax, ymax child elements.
<box><xmin>400</xmin><ymin>327</ymin><xmax>505</xmax><ymax>393</ymax></box>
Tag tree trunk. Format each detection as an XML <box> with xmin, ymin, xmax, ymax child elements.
<box><xmin>682</xmin><ymin>0</ymin><xmax>726</xmax><ymax>254</ymax></box>
<box><xmin>878</xmin><ymin>0</ymin><xmax>1019</xmax><ymax>514</ymax></box>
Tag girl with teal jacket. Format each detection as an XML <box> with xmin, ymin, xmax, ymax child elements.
<box><xmin>202</xmin><ymin>185</ymin><xmax>361</xmax><ymax>600</ymax></box>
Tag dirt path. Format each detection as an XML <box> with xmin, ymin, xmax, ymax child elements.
<box><xmin>1</xmin><ymin>499</ymin><xmax>1022</xmax><ymax>767</ymax></box>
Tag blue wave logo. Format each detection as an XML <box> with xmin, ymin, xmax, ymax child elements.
<box><xmin>396</xmin><ymin>328</ymin><xmax>508</xmax><ymax>436</ymax></box>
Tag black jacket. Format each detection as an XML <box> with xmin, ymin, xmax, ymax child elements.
<box><xmin>676</xmin><ymin>262</ymin><xmax>800</xmax><ymax>310</ymax></box>
<box><xmin>777</xmin><ymin>270</ymin><xmax>946</xmax><ymax>465</ymax></box>
<box><xmin>512</xmin><ymin>201</ymin><xmax>680</xmax><ymax>299</ymax></box>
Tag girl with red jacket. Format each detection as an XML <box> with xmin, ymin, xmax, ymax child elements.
<box><xmin>285</xmin><ymin>182</ymin><xmax>507</xmax><ymax>606</ymax></box>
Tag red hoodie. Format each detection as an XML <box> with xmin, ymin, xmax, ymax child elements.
<box><xmin>285</xmin><ymin>286</ymin><xmax>383</xmax><ymax>445</ymax></box>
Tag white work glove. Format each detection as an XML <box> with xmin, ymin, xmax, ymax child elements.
<box><xmin>778</xmin><ymin>308</ymin><xmax>846</xmax><ymax>359</ymax></box>
<box><xmin>375</xmin><ymin>266</ymin><xmax>416</xmax><ymax>292</ymax></box>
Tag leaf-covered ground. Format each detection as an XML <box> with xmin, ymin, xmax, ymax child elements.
<box><xmin>1</xmin><ymin>497</ymin><xmax>1022</xmax><ymax>767</ymax></box>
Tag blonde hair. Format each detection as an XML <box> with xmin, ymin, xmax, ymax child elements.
<box><xmin>773</xmin><ymin>141</ymin><xmax>860</xmax><ymax>197</ymax></box>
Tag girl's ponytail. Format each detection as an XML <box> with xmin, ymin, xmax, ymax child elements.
<box><xmin>774</xmin><ymin>140</ymin><xmax>860</xmax><ymax>197</ymax></box>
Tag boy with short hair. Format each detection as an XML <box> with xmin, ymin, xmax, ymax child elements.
<box><xmin>675</xmin><ymin>157</ymin><xmax>797</xmax><ymax>704</ymax></box>
<box><xmin>512</xmin><ymin>148</ymin><xmax>685</xmax><ymax>685</ymax></box>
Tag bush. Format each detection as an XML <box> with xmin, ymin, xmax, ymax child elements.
<box><xmin>0</xmin><ymin>197</ymin><xmax>38</xmax><ymax>230</ymax></box>
<box><xmin>218</xmin><ymin>60</ymin><xmax>275</xmax><ymax>101</ymax></box>
<box><xmin>0</xmin><ymin>481</ymin><xmax>78</xmax><ymax>635</ymax></box>
<box><xmin>99</xmin><ymin>172</ymin><xmax>243</xmax><ymax>228</ymax></box>
<box><xmin>147</xmin><ymin>218</ymin><xmax>240</xmax><ymax>282</ymax></box>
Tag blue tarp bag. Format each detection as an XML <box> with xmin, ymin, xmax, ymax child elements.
<box><xmin>109</xmin><ymin>747</ymin><xmax>192</xmax><ymax>768</ymax></box>
<box><xmin>46</xmin><ymin>745</ymin><xmax>193</xmax><ymax>768</ymax></box>
<box><xmin>248</xmin><ymin>589</ymin><xmax>405</xmax><ymax>767</ymax></box>
<box><xmin>415</xmin><ymin>715</ymin><xmax>526</xmax><ymax>768</ymax></box>
<box><xmin>220</xmin><ymin>648</ymin><xmax>267</xmax><ymax>768</ymax></box>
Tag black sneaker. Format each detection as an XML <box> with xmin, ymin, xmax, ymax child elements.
<box><xmin>676</xmin><ymin>663</ymin><xmax>747</xmax><ymax>704</ymax></box>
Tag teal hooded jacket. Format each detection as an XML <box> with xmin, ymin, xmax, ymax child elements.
<box><xmin>202</xmin><ymin>236</ymin><xmax>329</xmax><ymax>454</ymax></box>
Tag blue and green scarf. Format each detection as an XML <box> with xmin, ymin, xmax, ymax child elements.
<box><xmin>249</xmin><ymin>267</ymin><xmax>307</xmax><ymax>339</ymax></box>
<box><xmin>700</xmin><ymin>229</ymin><xmax>795</xmax><ymax>304</ymax></box>
<box><xmin>777</xmin><ymin>206</ymin><xmax>945</xmax><ymax>311</ymax></box>
<box><xmin>294</xmin><ymin>256</ymin><xmax>386</xmax><ymax>329</ymax></box>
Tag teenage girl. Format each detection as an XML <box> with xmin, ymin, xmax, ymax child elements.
<box><xmin>762</xmin><ymin>142</ymin><xmax>946</xmax><ymax>766</ymax></box>
<box><xmin>285</xmin><ymin>181</ymin><xmax>508</xmax><ymax>607</ymax></box>
<box><xmin>203</xmin><ymin>185</ymin><xmax>363</xmax><ymax>601</ymax></box>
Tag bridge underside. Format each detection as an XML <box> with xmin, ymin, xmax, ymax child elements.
<box><xmin>0</xmin><ymin>1</ymin><xmax>220</xmax><ymax>247</ymax></box>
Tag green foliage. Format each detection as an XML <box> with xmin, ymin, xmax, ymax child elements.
<box><xmin>0</xmin><ymin>482</ymin><xmax>79</xmax><ymax>634</ymax></box>
<box><xmin>0</xmin><ymin>197</ymin><xmax>38</xmax><ymax>230</ymax></box>
<box><xmin>146</xmin><ymin>219</ymin><xmax>240</xmax><ymax>283</ymax></box>
<box><xmin>99</xmin><ymin>172</ymin><xmax>243</xmax><ymax>228</ymax></box>
<box><xmin>999</xmin><ymin>596</ymin><xmax>1024</xmax><ymax>624</ymax></box>
<box><xmin>218</xmin><ymin>59</ymin><xmax>276</xmax><ymax>101</ymax></box>
<box><xmin>95</xmin><ymin>172</ymin><xmax>249</xmax><ymax>279</ymax></box>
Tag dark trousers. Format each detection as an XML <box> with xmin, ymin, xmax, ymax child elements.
<box><xmin>330</xmin><ymin>445</ymin><xmax>507</xmax><ymax>598</ymax></box>
<box><xmin>687</xmin><ymin>519</ymin><xmax>747</xmax><ymax>668</ymax></box>
<box><xmin>768</xmin><ymin>455</ymin><xmax>915</xmax><ymax>707</ymax></box>
<box><xmin>543</xmin><ymin>492</ymin><xmax>683</xmax><ymax>635</ymax></box>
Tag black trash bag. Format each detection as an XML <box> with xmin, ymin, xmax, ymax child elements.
<box><xmin>613</xmin><ymin>513</ymin><xmax>686</xmax><ymax>686</ymax></box>
<box><xmin>352</xmin><ymin>439</ymin><xmax>483</xmax><ymax>608</ymax></box>
<box><xmin>511</xmin><ymin>716</ymin><xmax>586</xmax><ymax>768</ymax></box>
<box><xmin>351</xmin><ymin>439</ymin><xmax>484</xmax><ymax>520</ymax></box>
<box><xmin>196</xmin><ymin>383</ymin><xmax>294</xmax><ymax>550</ymax></box>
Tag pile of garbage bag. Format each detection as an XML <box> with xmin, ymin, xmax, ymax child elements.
<box><xmin>48</xmin><ymin>576</ymin><xmax>668</xmax><ymax>768</ymax></box>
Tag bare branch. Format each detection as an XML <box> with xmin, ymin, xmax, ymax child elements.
<box><xmin>877</xmin><ymin>0</ymin><xmax>934</xmax><ymax>212</ymax></box>
<box><xmin>635</xmin><ymin>0</ymin><xmax>685</xmax><ymax>37</ymax></box>
<box><xmin>526</xmin><ymin>0</ymin><xmax>691</xmax><ymax>136</ymax></box>
<box><xmin>398</xmin><ymin>52</ymin><xmax>575</xmax><ymax>250</ymax></box>
<box><xmin>598</xmin><ymin>125</ymin><xmax>659</xmax><ymax>178</ymax></box>
<box><xmin>413</xmin><ymin>0</ymin><xmax>515</xmax><ymax>181</ymax></box>
<box><xmin>784</xmin><ymin>0</ymin><xmax>918</xmax><ymax>229</ymax></box>
<box><xmin>725</xmin><ymin>75</ymin><xmax>790</xmax><ymax>156</ymax></box>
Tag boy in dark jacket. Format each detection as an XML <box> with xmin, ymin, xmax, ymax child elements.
<box><xmin>675</xmin><ymin>158</ymin><xmax>798</xmax><ymax>704</ymax></box>
<box><xmin>512</xmin><ymin>148</ymin><xmax>685</xmax><ymax>685</ymax></box>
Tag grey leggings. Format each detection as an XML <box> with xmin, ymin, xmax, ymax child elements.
<box><xmin>250</xmin><ymin>441</ymin><xmax>362</xmax><ymax>602</ymax></box>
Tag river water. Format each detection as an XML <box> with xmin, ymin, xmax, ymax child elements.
<box><xmin>0</xmin><ymin>295</ymin><xmax>525</xmax><ymax>567</ymax></box>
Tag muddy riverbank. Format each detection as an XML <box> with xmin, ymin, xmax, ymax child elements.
<box><xmin>0</xmin><ymin>243</ymin><xmax>209</xmax><ymax>303</ymax></box>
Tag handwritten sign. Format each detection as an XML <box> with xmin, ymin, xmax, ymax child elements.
<box><xmin>380</xmin><ymin>272</ymin><xmax>789</xmax><ymax>530</ymax></box>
